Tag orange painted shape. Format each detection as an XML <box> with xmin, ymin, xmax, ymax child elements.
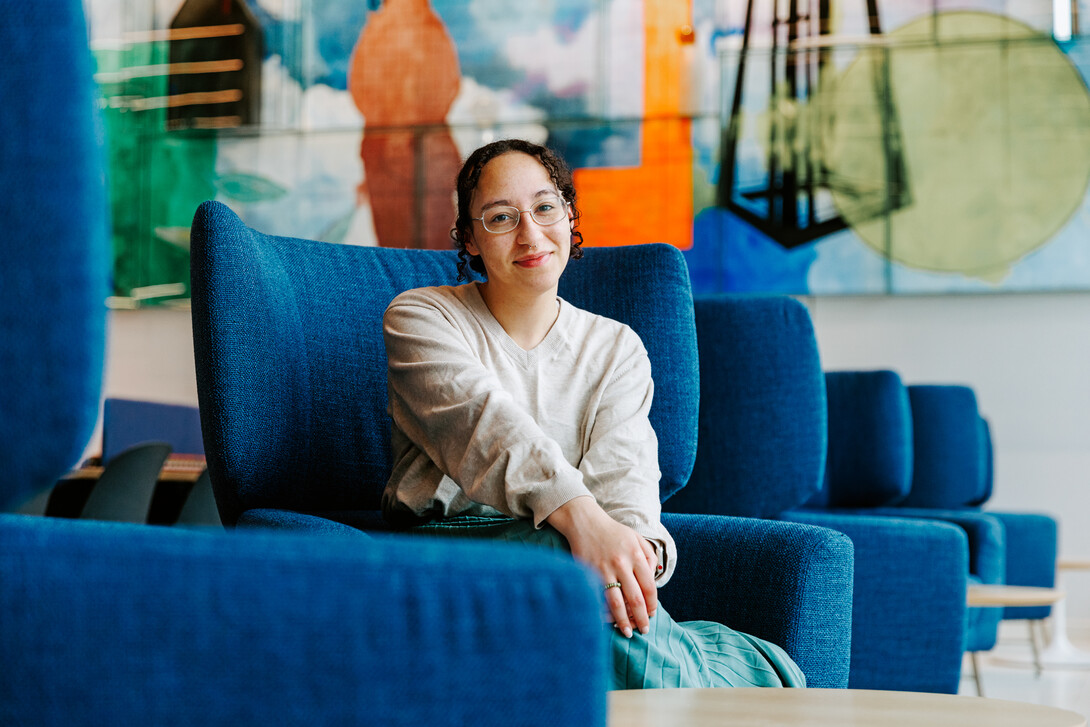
<box><xmin>573</xmin><ymin>0</ymin><xmax>693</xmax><ymax>250</ymax></box>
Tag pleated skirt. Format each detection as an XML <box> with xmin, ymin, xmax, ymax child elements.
<box><xmin>410</xmin><ymin>515</ymin><xmax>807</xmax><ymax>690</ymax></box>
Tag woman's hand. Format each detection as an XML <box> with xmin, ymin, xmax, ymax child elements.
<box><xmin>546</xmin><ymin>496</ymin><xmax>658</xmax><ymax>638</ymax></box>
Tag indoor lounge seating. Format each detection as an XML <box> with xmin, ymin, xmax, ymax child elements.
<box><xmin>665</xmin><ymin>294</ymin><xmax>971</xmax><ymax>693</ymax></box>
<box><xmin>188</xmin><ymin>200</ymin><xmax>857</xmax><ymax>688</ymax></box>
<box><xmin>1</xmin><ymin>2</ymin><xmax>609</xmax><ymax>724</ymax></box>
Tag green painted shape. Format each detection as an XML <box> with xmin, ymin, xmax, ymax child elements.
<box><xmin>816</xmin><ymin>11</ymin><xmax>1090</xmax><ymax>280</ymax></box>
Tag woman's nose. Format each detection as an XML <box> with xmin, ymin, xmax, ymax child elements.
<box><xmin>515</xmin><ymin>212</ymin><xmax>548</xmax><ymax>244</ymax></box>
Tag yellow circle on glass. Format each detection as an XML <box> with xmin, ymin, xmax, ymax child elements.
<box><xmin>818</xmin><ymin>11</ymin><xmax>1090</xmax><ymax>281</ymax></box>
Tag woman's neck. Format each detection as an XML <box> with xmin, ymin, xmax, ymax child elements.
<box><xmin>477</xmin><ymin>282</ymin><xmax>560</xmax><ymax>351</ymax></box>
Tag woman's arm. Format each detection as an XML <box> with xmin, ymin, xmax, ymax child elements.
<box><xmin>577</xmin><ymin>340</ymin><xmax>677</xmax><ymax>585</ymax></box>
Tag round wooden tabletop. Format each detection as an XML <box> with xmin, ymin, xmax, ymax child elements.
<box><xmin>967</xmin><ymin>584</ymin><xmax>1066</xmax><ymax>608</ymax></box>
<box><xmin>608</xmin><ymin>688</ymin><xmax>1086</xmax><ymax>727</ymax></box>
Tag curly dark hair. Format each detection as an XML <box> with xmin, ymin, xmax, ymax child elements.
<box><xmin>451</xmin><ymin>138</ymin><xmax>584</xmax><ymax>281</ymax></box>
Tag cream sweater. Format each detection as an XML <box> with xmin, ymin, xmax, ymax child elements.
<box><xmin>381</xmin><ymin>282</ymin><xmax>676</xmax><ymax>584</ymax></box>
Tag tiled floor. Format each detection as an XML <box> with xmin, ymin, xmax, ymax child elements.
<box><xmin>962</xmin><ymin>621</ymin><xmax>1090</xmax><ymax>720</ymax></box>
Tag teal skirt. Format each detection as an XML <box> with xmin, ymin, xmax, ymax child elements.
<box><xmin>410</xmin><ymin>515</ymin><xmax>806</xmax><ymax>690</ymax></box>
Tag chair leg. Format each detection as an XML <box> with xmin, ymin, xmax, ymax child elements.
<box><xmin>970</xmin><ymin>652</ymin><xmax>985</xmax><ymax>697</ymax></box>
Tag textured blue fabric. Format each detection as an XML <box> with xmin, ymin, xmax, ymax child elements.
<box><xmin>103</xmin><ymin>398</ymin><xmax>205</xmax><ymax>460</ymax></box>
<box><xmin>678</xmin><ymin>304</ymin><xmax>969</xmax><ymax>693</ymax></box>
<box><xmin>190</xmin><ymin>201</ymin><xmax>698</xmax><ymax>523</ymax></box>
<box><xmin>0</xmin><ymin>0</ymin><xmax>109</xmax><ymax>509</ymax></box>
<box><xmin>900</xmin><ymin>385</ymin><xmax>988</xmax><ymax>508</ymax></box>
<box><xmin>783</xmin><ymin>511</ymin><xmax>968</xmax><ymax>693</ymax></box>
<box><xmin>667</xmin><ymin>295</ymin><xmax>826</xmax><ymax>518</ymax></box>
<box><xmin>990</xmin><ymin>511</ymin><xmax>1058</xmax><ymax>620</ymax></box>
<box><xmin>659</xmin><ymin>512</ymin><xmax>853</xmax><ymax>689</ymax></box>
<box><xmin>0</xmin><ymin>513</ymin><xmax>607</xmax><ymax>727</ymax></box>
<box><xmin>967</xmin><ymin>417</ymin><xmax>994</xmax><ymax>507</ymax></box>
<box><xmin>813</xmin><ymin>371</ymin><xmax>913</xmax><ymax>508</ymax></box>
<box><xmin>872</xmin><ymin>507</ymin><xmax>1005</xmax><ymax>653</ymax></box>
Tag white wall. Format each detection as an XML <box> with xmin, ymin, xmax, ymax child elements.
<box><xmin>101</xmin><ymin>293</ymin><xmax>1090</xmax><ymax>620</ymax></box>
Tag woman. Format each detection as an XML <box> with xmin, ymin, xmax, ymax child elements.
<box><xmin>381</xmin><ymin>138</ymin><xmax>804</xmax><ymax>689</ymax></box>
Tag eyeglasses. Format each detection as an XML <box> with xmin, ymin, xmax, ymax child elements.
<box><xmin>471</xmin><ymin>195</ymin><xmax>568</xmax><ymax>234</ymax></box>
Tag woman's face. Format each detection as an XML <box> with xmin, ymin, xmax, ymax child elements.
<box><xmin>465</xmin><ymin>151</ymin><xmax>573</xmax><ymax>297</ymax></box>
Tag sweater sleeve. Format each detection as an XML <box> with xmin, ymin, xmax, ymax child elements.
<box><xmin>578</xmin><ymin>338</ymin><xmax>678</xmax><ymax>585</ymax></box>
<box><xmin>383</xmin><ymin>294</ymin><xmax>593</xmax><ymax>526</ymax></box>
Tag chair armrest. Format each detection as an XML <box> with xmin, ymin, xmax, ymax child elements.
<box><xmin>871</xmin><ymin>507</ymin><xmax>1005</xmax><ymax>584</ymax></box>
<box><xmin>659</xmin><ymin>512</ymin><xmax>854</xmax><ymax>689</ymax></box>
<box><xmin>987</xmin><ymin>510</ymin><xmax>1058</xmax><ymax>620</ymax></box>
<box><xmin>0</xmin><ymin>514</ymin><xmax>607</xmax><ymax>727</ymax></box>
<box><xmin>785</xmin><ymin>510</ymin><xmax>968</xmax><ymax>693</ymax></box>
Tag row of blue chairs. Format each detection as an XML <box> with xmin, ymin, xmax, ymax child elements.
<box><xmin>0</xmin><ymin>1</ymin><xmax>1054</xmax><ymax>722</ymax></box>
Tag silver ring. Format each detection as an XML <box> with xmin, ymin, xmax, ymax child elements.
<box><xmin>604</xmin><ymin>582</ymin><xmax>622</xmax><ymax>591</ymax></box>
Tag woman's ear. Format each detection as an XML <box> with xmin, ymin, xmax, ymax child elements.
<box><xmin>464</xmin><ymin>230</ymin><xmax>480</xmax><ymax>257</ymax></box>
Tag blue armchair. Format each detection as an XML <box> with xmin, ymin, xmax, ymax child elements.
<box><xmin>889</xmin><ymin>385</ymin><xmax>1058</xmax><ymax>651</ymax></box>
<box><xmin>189</xmin><ymin>200</ymin><xmax>856</xmax><ymax>688</ymax></box>
<box><xmin>814</xmin><ymin>373</ymin><xmax>1005</xmax><ymax>662</ymax></box>
<box><xmin>0</xmin><ymin>2</ymin><xmax>608</xmax><ymax>725</ymax></box>
<box><xmin>664</xmin><ymin>295</ymin><xmax>970</xmax><ymax>694</ymax></box>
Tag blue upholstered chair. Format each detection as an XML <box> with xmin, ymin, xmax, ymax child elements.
<box><xmin>665</xmin><ymin>295</ymin><xmax>970</xmax><ymax>693</ymax></box>
<box><xmin>1</xmin><ymin>3</ymin><xmax>609</xmax><ymax>724</ymax></box>
<box><xmin>887</xmin><ymin>385</ymin><xmax>1058</xmax><ymax>669</ymax></box>
<box><xmin>189</xmin><ymin>200</ymin><xmax>856</xmax><ymax>688</ymax></box>
<box><xmin>813</xmin><ymin>374</ymin><xmax>1006</xmax><ymax>678</ymax></box>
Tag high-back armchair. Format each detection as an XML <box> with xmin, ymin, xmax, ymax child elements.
<box><xmin>189</xmin><ymin>201</ymin><xmax>856</xmax><ymax>688</ymax></box>
<box><xmin>190</xmin><ymin>201</ymin><xmax>697</xmax><ymax>524</ymax></box>
<box><xmin>668</xmin><ymin>295</ymin><xmax>971</xmax><ymax>693</ymax></box>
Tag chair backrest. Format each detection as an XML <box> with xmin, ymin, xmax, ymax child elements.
<box><xmin>0</xmin><ymin>0</ymin><xmax>108</xmax><ymax>510</ymax></box>
<box><xmin>668</xmin><ymin>294</ymin><xmax>826</xmax><ymax>518</ymax></box>
<box><xmin>810</xmin><ymin>370</ymin><xmax>914</xmax><ymax>508</ymax></box>
<box><xmin>899</xmin><ymin>384</ymin><xmax>988</xmax><ymax>509</ymax></box>
<box><xmin>967</xmin><ymin>416</ymin><xmax>994</xmax><ymax>508</ymax></box>
<box><xmin>103</xmin><ymin>398</ymin><xmax>205</xmax><ymax>460</ymax></box>
<box><xmin>190</xmin><ymin>201</ymin><xmax>699</xmax><ymax>525</ymax></box>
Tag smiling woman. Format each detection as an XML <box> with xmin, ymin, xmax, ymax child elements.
<box><xmin>379</xmin><ymin>138</ymin><xmax>805</xmax><ymax>690</ymax></box>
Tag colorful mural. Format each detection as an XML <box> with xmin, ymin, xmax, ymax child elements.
<box><xmin>87</xmin><ymin>0</ymin><xmax>1090</xmax><ymax>300</ymax></box>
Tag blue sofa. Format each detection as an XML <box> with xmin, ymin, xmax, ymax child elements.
<box><xmin>189</xmin><ymin>201</ymin><xmax>856</xmax><ymax>688</ymax></box>
<box><xmin>665</xmin><ymin>294</ymin><xmax>970</xmax><ymax>693</ymax></box>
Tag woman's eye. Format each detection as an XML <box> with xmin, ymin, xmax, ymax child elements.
<box><xmin>535</xmin><ymin>203</ymin><xmax>555</xmax><ymax>213</ymax></box>
<box><xmin>489</xmin><ymin>212</ymin><xmax>513</xmax><ymax>224</ymax></box>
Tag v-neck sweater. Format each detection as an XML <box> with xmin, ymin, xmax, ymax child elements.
<box><xmin>381</xmin><ymin>282</ymin><xmax>675</xmax><ymax>583</ymax></box>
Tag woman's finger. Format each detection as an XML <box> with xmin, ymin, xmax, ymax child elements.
<box><xmin>604</xmin><ymin>581</ymin><xmax>632</xmax><ymax>636</ymax></box>
<box><xmin>619</xmin><ymin>569</ymin><xmax>651</xmax><ymax>636</ymax></box>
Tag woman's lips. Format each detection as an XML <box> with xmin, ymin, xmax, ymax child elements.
<box><xmin>515</xmin><ymin>252</ymin><xmax>551</xmax><ymax>268</ymax></box>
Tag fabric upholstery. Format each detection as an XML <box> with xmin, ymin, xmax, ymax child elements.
<box><xmin>873</xmin><ymin>506</ymin><xmax>1005</xmax><ymax>652</ymax></box>
<box><xmin>785</xmin><ymin>511</ymin><xmax>969</xmax><ymax>693</ymax></box>
<box><xmin>189</xmin><ymin>201</ymin><xmax>698</xmax><ymax>524</ymax></box>
<box><xmin>676</xmin><ymin>298</ymin><xmax>969</xmax><ymax>693</ymax></box>
<box><xmin>895</xmin><ymin>385</ymin><xmax>1058</xmax><ymax>623</ymax></box>
<box><xmin>667</xmin><ymin>295</ymin><xmax>826</xmax><ymax>517</ymax></box>
<box><xmin>0</xmin><ymin>513</ymin><xmax>607</xmax><ymax>727</ymax></box>
<box><xmin>191</xmin><ymin>203</ymin><xmax>856</xmax><ymax>688</ymax></box>
<box><xmin>0</xmin><ymin>0</ymin><xmax>108</xmax><ymax>510</ymax></box>
<box><xmin>900</xmin><ymin>385</ymin><xmax>988</xmax><ymax>508</ymax></box>
<box><xmin>658</xmin><ymin>513</ymin><xmax>853</xmax><ymax>689</ymax></box>
<box><xmin>991</xmin><ymin>511</ymin><xmax>1058</xmax><ymax>620</ymax></box>
<box><xmin>812</xmin><ymin>370</ymin><xmax>913</xmax><ymax>508</ymax></box>
<box><xmin>103</xmin><ymin>398</ymin><xmax>205</xmax><ymax>459</ymax></box>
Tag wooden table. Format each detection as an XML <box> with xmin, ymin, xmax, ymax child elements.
<box><xmin>608</xmin><ymin>688</ymin><xmax>1086</xmax><ymax>727</ymax></box>
<box><xmin>967</xmin><ymin>585</ymin><xmax>1065</xmax><ymax>608</ymax></box>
